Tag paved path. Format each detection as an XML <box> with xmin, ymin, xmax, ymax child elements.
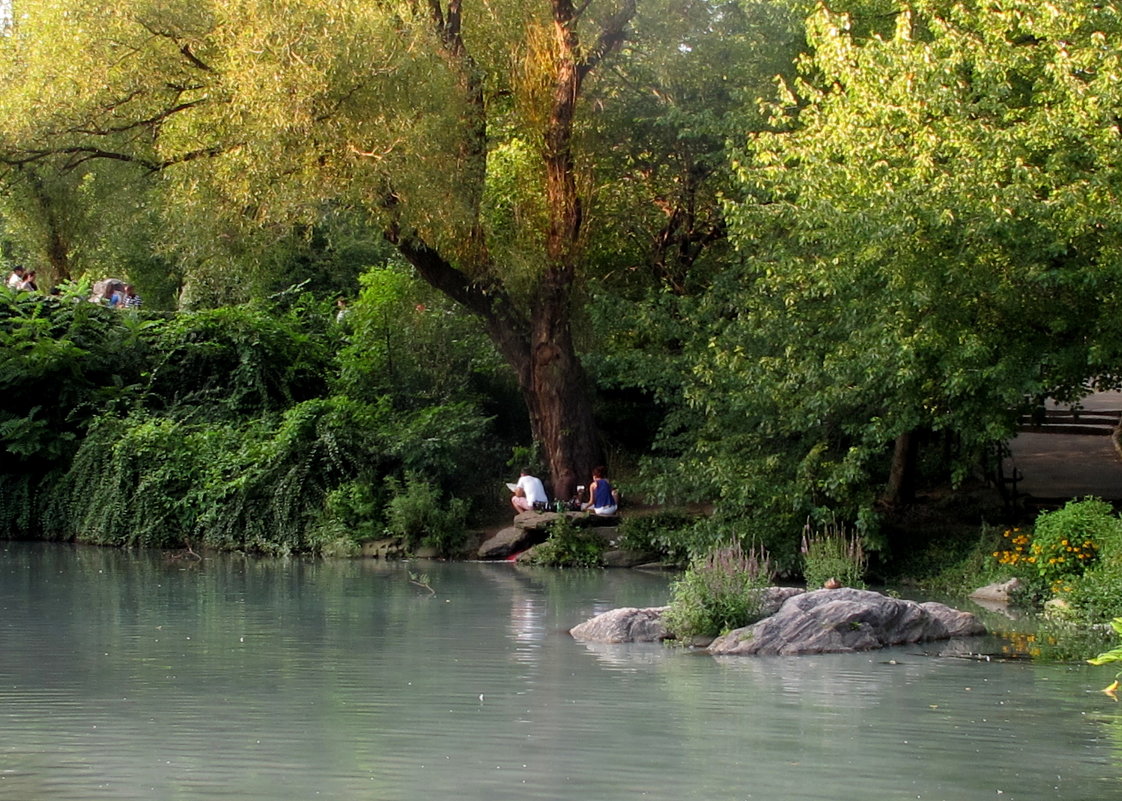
<box><xmin>1005</xmin><ymin>391</ymin><xmax>1122</xmax><ymax>502</ymax></box>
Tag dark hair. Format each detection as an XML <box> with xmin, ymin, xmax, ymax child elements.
<box><xmin>592</xmin><ymin>465</ymin><xmax>606</xmax><ymax>478</ymax></box>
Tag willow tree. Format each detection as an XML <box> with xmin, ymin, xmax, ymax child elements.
<box><xmin>0</xmin><ymin>0</ymin><xmax>683</xmax><ymax>496</ymax></box>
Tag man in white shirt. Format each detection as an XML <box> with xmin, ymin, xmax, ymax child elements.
<box><xmin>511</xmin><ymin>469</ymin><xmax>548</xmax><ymax>513</ymax></box>
<box><xmin>6</xmin><ymin>266</ymin><xmax>25</xmax><ymax>289</ymax></box>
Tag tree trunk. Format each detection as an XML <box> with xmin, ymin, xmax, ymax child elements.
<box><xmin>24</xmin><ymin>167</ymin><xmax>73</xmax><ymax>283</ymax></box>
<box><xmin>387</xmin><ymin>1</ymin><xmax>634</xmax><ymax>500</ymax></box>
<box><xmin>524</xmin><ymin>289</ymin><xmax>601</xmax><ymax>500</ymax></box>
<box><xmin>883</xmin><ymin>430</ymin><xmax>917</xmax><ymax>506</ymax></box>
<box><xmin>387</xmin><ymin>230</ymin><xmax>602</xmax><ymax>502</ymax></box>
<box><xmin>44</xmin><ymin>225</ymin><xmax>72</xmax><ymax>283</ymax></box>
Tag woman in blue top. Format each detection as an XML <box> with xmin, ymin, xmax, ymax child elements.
<box><xmin>582</xmin><ymin>466</ymin><xmax>618</xmax><ymax>515</ymax></box>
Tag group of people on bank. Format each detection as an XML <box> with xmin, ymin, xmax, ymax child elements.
<box><xmin>90</xmin><ymin>278</ymin><xmax>142</xmax><ymax>309</ymax></box>
<box><xmin>6</xmin><ymin>265</ymin><xmax>39</xmax><ymax>292</ymax></box>
<box><xmin>4</xmin><ymin>267</ymin><xmax>142</xmax><ymax>309</ymax></box>
<box><xmin>509</xmin><ymin>465</ymin><xmax>619</xmax><ymax>516</ymax></box>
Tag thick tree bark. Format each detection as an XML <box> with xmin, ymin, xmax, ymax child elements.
<box><xmin>22</xmin><ymin>168</ymin><xmax>73</xmax><ymax>283</ymax></box>
<box><xmin>387</xmin><ymin>229</ymin><xmax>601</xmax><ymax>501</ymax></box>
<box><xmin>386</xmin><ymin>1</ymin><xmax>635</xmax><ymax>500</ymax></box>
<box><xmin>883</xmin><ymin>430</ymin><xmax>917</xmax><ymax>506</ymax></box>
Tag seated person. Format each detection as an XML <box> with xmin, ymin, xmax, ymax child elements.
<box><xmin>510</xmin><ymin>469</ymin><xmax>548</xmax><ymax>513</ymax></box>
<box><xmin>581</xmin><ymin>466</ymin><xmax>619</xmax><ymax>515</ymax></box>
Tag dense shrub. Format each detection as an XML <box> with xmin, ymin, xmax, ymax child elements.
<box><xmin>523</xmin><ymin>515</ymin><xmax>605</xmax><ymax>567</ymax></box>
<box><xmin>0</xmin><ymin>282</ymin><xmax>510</xmax><ymax>553</ymax></box>
<box><xmin>40</xmin><ymin>394</ymin><xmax>492</xmax><ymax>553</ymax></box>
<box><xmin>384</xmin><ymin>472</ymin><xmax>471</xmax><ymax>556</ymax></box>
<box><xmin>662</xmin><ymin>541</ymin><xmax>775</xmax><ymax>640</ymax></box>
<box><xmin>991</xmin><ymin>497</ymin><xmax>1122</xmax><ymax>605</ymax></box>
<box><xmin>801</xmin><ymin>518</ymin><xmax>867</xmax><ymax>589</ymax></box>
<box><xmin>141</xmin><ymin>303</ymin><xmax>332</xmax><ymax>419</ymax></box>
<box><xmin>615</xmin><ymin>510</ymin><xmax>697</xmax><ymax>566</ymax></box>
<box><xmin>0</xmin><ymin>289</ymin><xmax>140</xmax><ymax>468</ymax></box>
<box><xmin>1030</xmin><ymin>497</ymin><xmax>1114</xmax><ymax>586</ymax></box>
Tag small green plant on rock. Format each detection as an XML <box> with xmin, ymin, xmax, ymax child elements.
<box><xmin>662</xmin><ymin>541</ymin><xmax>775</xmax><ymax>641</ymax></box>
<box><xmin>801</xmin><ymin>517</ymin><xmax>867</xmax><ymax>589</ymax></box>
<box><xmin>524</xmin><ymin>514</ymin><xmax>604</xmax><ymax>567</ymax></box>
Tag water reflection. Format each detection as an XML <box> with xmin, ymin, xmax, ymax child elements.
<box><xmin>1</xmin><ymin>543</ymin><xmax>1120</xmax><ymax>801</ymax></box>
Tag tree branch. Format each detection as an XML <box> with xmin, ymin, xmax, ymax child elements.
<box><xmin>579</xmin><ymin>0</ymin><xmax>636</xmax><ymax>79</ymax></box>
<box><xmin>383</xmin><ymin>220</ymin><xmax>531</xmax><ymax>370</ymax></box>
<box><xmin>70</xmin><ymin>97</ymin><xmax>210</xmax><ymax>137</ymax></box>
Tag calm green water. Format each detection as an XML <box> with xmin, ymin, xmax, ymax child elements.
<box><xmin>1</xmin><ymin>542</ymin><xmax>1121</xmax><ymax>801</ymax></box>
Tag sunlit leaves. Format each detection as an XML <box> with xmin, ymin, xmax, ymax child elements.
<box><xmin>685</xmin><ymin>0</ymin><xmax>1122</xmax><ymax>523</ymax></box>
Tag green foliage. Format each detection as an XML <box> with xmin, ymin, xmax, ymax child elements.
<box><xmin>0</xmin><ymin>271</ymin><xmax>505</xmax><ymax>553</ymax></box>
<box><xmin>801</xmin><ymin>518</ymin><xmax>868</xmax><ymax>589</ymax></box>
<box><xmin>384</xmin><ymin>472</ymin><xmax>470</xmax><ymax>556</ymax></box>
<box><xmin>1064</xmin><ymin>574</ymin><xmax>1122</xmax><ymax>625</ymax></box>
<box><xmin>321</xmin><ymin>479</ymin><xmax>386</xmax><ymax>544</ymax></box>
<box><xmin>142</xmin><ymin>303</ymin><xmax>331</xmax><ymax>420</ymax></box>
<box><xmin>616</xmin><ymin>510</ymin><xmax>697</xmax><ymax>565</ymax></box>
<box><xmin>336</xmin><ymin>266</ymin><xmax>511</xmax><ymax>410</ymax></box>
<box><xmin>44</xmin><ymin>397</ymin><xmax>372</xmax><ymax>551</ymax></box>
<box><xmin>1088</xmin><ymin>618</ymin><xmax>1122</xmax><ymax>681</ymax></box>
<box><xmin>671</xmin><ymin>0</ymin><xmax>1122</xmax><ymax>537</ymax></box>
<box><xmin>979</xmin><ymin>498</ymin><xmax>1122</xmax><ymax>628</ymax></box>
<box><xmin>36</xmin><ymin>392</ymin><xmax>491</xmax><ymax>554</ymax></box>
<box><xmin>0</xmin><ymin>291</ymin><xmax>141</xmax><ymax>466</ymax></box>
<box><xmin>524</xmin><ymin>515</ymin><xmax>605</xmax><ymax>568</ymax></box>
<box><xmin>662</xmin><ymin>541</ymin><xmax>776</xmax><ymax>641</ymax></box>
<box><xmin>1029</xmin><ymin>498</ymin><xmax>1117</xmax><ymax>583</ymax></box>
<box><xmin>991</xmin><ymin>499</ymin><xmax>1121</xmax><ymax>603</ymax></box>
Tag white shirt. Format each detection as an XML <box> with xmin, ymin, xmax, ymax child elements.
<box><xmin>516</xmin><ymin>475</ymin><xmax>548</xmax><ymax>506</ymax></box>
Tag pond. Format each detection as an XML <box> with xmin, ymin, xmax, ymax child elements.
<box><xmin>1</xmin><ymin>542</ymin><xmax>1120</xmax><ymax>800</ymax></box>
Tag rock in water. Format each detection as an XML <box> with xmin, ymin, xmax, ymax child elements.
<box><xmin>569</xmin><ymin>607</ymin><xmax>671</xmax><ymax>643</ymax></box>
<box><xmin>708</xmin><ymin>588</ymin><xmax>985</xmax><ymax>656</ymax></box>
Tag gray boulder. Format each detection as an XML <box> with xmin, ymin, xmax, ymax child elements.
<box><xmin>477</xmin><ymin>526</ymin><xmax>547</xmax><ymax>560</ymax></box>
<box><xmin>754</xmin><ymin>586</ymin><xmax>807</xmax><ymax>618</ymax></box>
<box><xmin>708</xmin><ymin>588</ymin><xmax>985</xmax><ymax>656</ymax></box>
<box><xmin>569</xmin><ymin>606</ymin><xmax>671</xmax><ymax>643</ymax></box>
<box><xmin>513</xmin><ymin>511</ymin><xmax>566</xmax><ymax>533</ymax></box>
<box><xmin>969</xmin><ymin>578</ymin><xmax>1022</xmax><ymax>604</ymax></box>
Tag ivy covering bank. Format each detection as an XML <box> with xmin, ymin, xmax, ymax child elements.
<box><xmin>0</xmin><ymin>278</ymin><xmax>510</xmax><ymax>555</ymax></box>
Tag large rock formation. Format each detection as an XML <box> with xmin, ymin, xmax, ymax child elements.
<box><xmin>568</xmin><ymin>587</ymin><xmax>985</xmax><ymax>655</ymax></box>
<box><xmin>568</xmin><ymin>587</ymin><xmax>806</xmax><ymax>644</ymax></box>
<box><xmin>708</xmin><ymin>588</ymin><xmax>985</xmax><ymax>656</ymax></box>
<box><xmin>477</xmin><ymin>511</ymin><xmax>622</xmax><ymax>560</ymax></box>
